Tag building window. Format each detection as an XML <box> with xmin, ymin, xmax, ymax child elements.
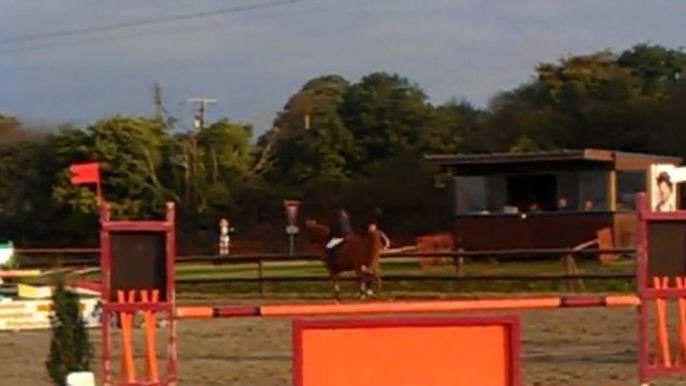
<box><xmin>555</xmin><ymin>172</ymin><xmax>581</xmax><ymax>211</ymax></box>
<box><xmin>505</xmin><ymin>174</ymin><xmax>557</xmax><ymax>212</ymax></box>
<box><xmin>454</xmin><ymin>176</ymin><xmax>506</xmax><ymax>214</ymax></box>
<box><xmin>616</xmin><ymin>170</ymin><xmax>646</xmax><ymax>210</ymax></box>
<box><xmin>580</xmin><ymin>171</ymin><xmax>609</xmax><ymax>211</ymax></box>
<box><xmin>454</xmin><ymin>171</ymin><xmax>612</xmax><ymax>214</ymax></box>
<box><xmin>454</xmin><ymin>176</ymin><xmax>486</xmax><ymax>214</ymax></box>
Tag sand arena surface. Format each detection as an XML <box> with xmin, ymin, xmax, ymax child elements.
<box><xmin>0</xmin><ymin>305</ymin><xmax>682</xmax><ymax>386</ymax></box>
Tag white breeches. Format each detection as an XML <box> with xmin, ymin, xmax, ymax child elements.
<box><xmin>326</xmin><ymin>238</ymin><xmax>344</xmax><ymax>249</ymax></box>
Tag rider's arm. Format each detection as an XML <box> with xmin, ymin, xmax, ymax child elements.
<box><xmin>340</xmin><ymin>212</ymin><xmax>352</xmax><ymax>234</ymax></box>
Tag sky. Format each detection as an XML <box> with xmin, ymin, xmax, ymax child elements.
<box><xmin>2</xmin><ymin>0</ymin><xmax>686</xmax><ymax>136</ymax></box>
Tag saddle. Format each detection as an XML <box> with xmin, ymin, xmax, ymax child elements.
<box><xmin>326</xmin><ymin>237</ymin><xmax>347</xmax><ymax>271</ymax></box>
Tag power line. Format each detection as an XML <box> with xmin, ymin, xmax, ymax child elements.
<box><xmin>0</xmin><ymin>0</ymin><xmax>394</xmax><ymax>56</ymax></box>
<box><xmin>0</xmin><ymin>3</ymin><xmax>322</xmax><ymax>56</ymax></box>
<box><xmin>0</xmin><ymin>0</ymin><xmax>306</xmax><ymax>47</ymax></box>
<box><xmin>0</xmin><ymin>17</ymin><xmax>234</xmax><ymax>55</ymax></box>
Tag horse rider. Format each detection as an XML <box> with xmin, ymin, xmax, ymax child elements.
<box><xmin>367</xmin><ymin>215</ymin><xmax>390</xmax><ymax>250</ymax></box>
<box><xmin>326</xmin><ymin>204</ymin><xmax>352</xmax><ymax>253</ymax></box>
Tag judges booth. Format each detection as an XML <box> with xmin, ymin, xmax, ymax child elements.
<box><xmin>426</xmin><ymin>149</ymin><xmax>682</xmax><ymax>253</ymax></box>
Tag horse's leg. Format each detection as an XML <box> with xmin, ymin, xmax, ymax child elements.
<box><xmin>360</xmin><ymin>268</ymin><xmax>373</xmax><ymax>298</ymax></box>
<box><xmin>356</xmin><ymin>270</ymin><xmax>367</xmax><ymax>300</ymax></box>
<box><xmin>332</xmin><ymin>274</ymin><xmax>341</xmax><ymax>303</ymax></box>
<box><xmin>363</xmin><ymin>272</ymin><xmax>376</xmax><ymax>298</ymax></box>
<box><xmin>359</xmin><ymin>275</ymin><xmax>367</xmax><ymax>300</ymax></box>
<box><xmin>369</xmin><ymin>258</ymin><xmax>382</xmax><ymax>298</ymax></box>
<box><xmin>358</xmin><ymin>264</ymin><xmax>373</xmax><ymax>297</ymax></box>
<box><xmin>375</xmin><ymin>271</ymin><xmax>382</xmax><ymax>298</ymax></box>
<box><xmin>365</xmin><ymin>280</ymin><xmax>374</xmax><ymax>297</ymax></box>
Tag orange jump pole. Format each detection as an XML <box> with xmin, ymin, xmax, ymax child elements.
<box><xmin>117</xmin><ymin>291</ymin><xmax>136</xmax><ymax>384</ymax></box>
<box><xmin>116</xmin><ymin>289</ymin><xmax>161</xmax><ymax>385</ymax></box>
<box><xmin>173</xmin><ymin>295</ymin><xmax>639</xmax><ymax>319</ymax></box>
<box><xmin>259</xmin><ymin>295</ymin><xmax>639</xmax><ymax>317</ymax></box>
<box><xmin>176</xmin><ymin>304</ymin><xmax>259</xmax><ymax>319</ymax></box>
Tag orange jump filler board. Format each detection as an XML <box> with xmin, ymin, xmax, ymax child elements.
<box><xmin>292</xmin><ymin>315</ymin><xmax>522</xmax><ymax>386</ymax></box>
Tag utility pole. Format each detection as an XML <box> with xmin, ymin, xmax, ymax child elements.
<box><xmin>152</xmin><ymin>82</ymin><xmax>163</xmax><ymax>119</ymax></box>
<box><xmin>186</xmin><ymin>97</ymin><xmax>217</xmax><ymax>130</ymax></box>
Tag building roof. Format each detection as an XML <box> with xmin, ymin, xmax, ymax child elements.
<box><xmin>424</xmin><ymin>149</ymin><xmax>682</xmax><ymax>167</ymax></box>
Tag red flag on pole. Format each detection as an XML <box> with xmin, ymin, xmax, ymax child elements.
<box><xmin>69</xmin><ymin>162</ymin><xmax>102</xmax><ymax>204</ymax></box>
<box><xmin>69</xmin><ymin>163</ymin><xmax>100</xmax><ymax>185</ymax></box>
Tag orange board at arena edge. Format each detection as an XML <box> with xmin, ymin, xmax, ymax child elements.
<box><xmin>292</xmin><ymin>315</ymin><xmax>522</xmax><ymax>386</ymax></box>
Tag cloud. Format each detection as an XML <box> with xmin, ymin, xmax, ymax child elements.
<box><xmin>2</xmin><ymin>0</ymin><xmax>686</xmax><ymax>133</ymax></box>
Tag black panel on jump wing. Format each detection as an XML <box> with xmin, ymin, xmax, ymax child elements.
<box><xmin>109</xmin><ymin>231</ymin><xmax>167</xmax><ymax>302</ymax></box>
<box><xmin>647</xmin><ymin>221</ymin><xmax>686</xmax><ymax>286</ymax></box>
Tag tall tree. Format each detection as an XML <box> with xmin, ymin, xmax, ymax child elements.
<box><xmin>171</xmin><ymin>118</ymin><xmax>254</xmax><ymax>215</ymax></box>
<box><xmin>266</xmin><ymin>75</ymin><xmax>355</xmax><ymax>185</ymax></box>
<box><xmin>52</xmin><ymin>116</ymin><xmax>170</xmax><ymax>218</ymax></box>
<box><xmin>617</xmin><ymin>44</ymin><xmax>686</xmax><ymax>96</ymax></box>
<box><xmin>481</xmin><ymin>45</ymin><xmax>680</xmax><ymax>152</ymax></box>
<box><xmin>429</xmin><ymin>99</ymin><xmax>485</xmax><ymax>153</ymax></box>
<box><xmin>339</xmin><ymin>72</ymin><xmax>434</xmax><ymax>171</ymax></box>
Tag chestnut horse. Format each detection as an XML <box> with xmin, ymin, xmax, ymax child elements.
<box><xmin>304</xmin><ymin>219</ymin><xmax>385</xmax><ymax>301</ymax></box>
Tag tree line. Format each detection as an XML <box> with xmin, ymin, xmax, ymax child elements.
<box><xmin>3</xmin><ymin>43</ymin><xmax>686</xmax><ymax>252</ymax></box>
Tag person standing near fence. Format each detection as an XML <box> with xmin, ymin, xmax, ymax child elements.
<box><xmin>0</xmin><ymin>240</ymin><xmax>13</xmax><ymax>298</ymax></box>
<box><xmin>219</xmin><ymin>218</ymin><xmax>234</xmax><ymax>255</ymax></box>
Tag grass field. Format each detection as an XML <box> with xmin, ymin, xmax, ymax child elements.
<box><xmin>175</xmin><ymin>257</ymin><xmax>635</xmax><ymax>278</ymax></box>
<box><xmin>170</xmin><ymin>257</ymin><xmax>636</xmax><ymax>298</ymax></box>
<box><xmin>22</xmin><ymin>255</ymin><xmax>636</xmax><ymax>299</ymax></box>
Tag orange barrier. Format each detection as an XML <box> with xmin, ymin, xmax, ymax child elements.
<box><xmin>293</xmin><ymin>315</ymin><xmax>521</xmax><ymax>386</ymax></box>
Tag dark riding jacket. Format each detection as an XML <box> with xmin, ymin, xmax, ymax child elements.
<box><xmin>331</xmin><ymin>210</ymin><xmax>352</xmax><ymax>238</ymax></box>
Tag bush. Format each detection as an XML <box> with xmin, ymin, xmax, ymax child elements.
<box><xmin>45</xmin><ymin>277</ymin><xmax>93</xmax><ymax>386</ymax></box>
